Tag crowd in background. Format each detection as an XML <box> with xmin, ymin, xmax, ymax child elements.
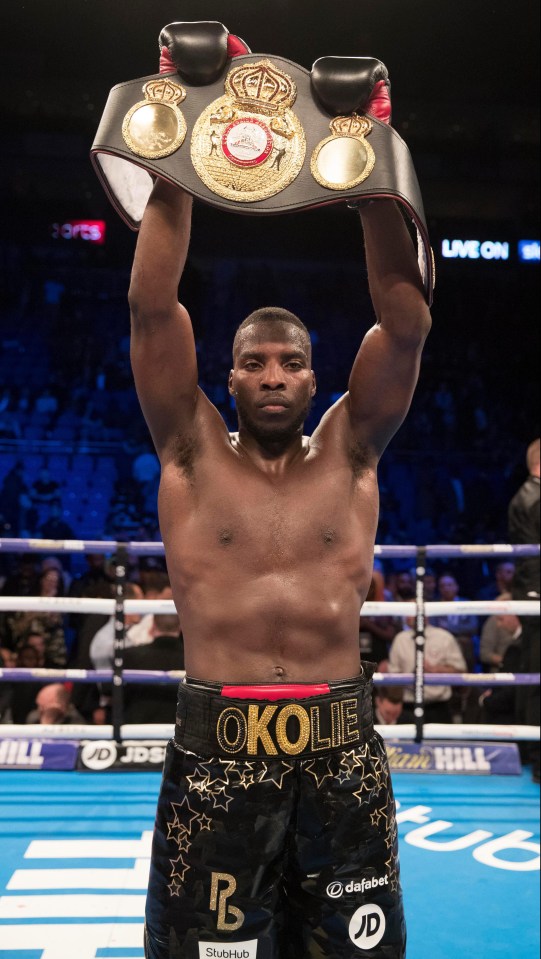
<box><xmin>0</xmin><ymin>240</ymin><xmax>539</xmax><ymax>777</ymax></box>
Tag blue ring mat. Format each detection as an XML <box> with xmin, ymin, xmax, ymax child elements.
<box><xmin>0</xmin><ymin>769</ymin><xmax>538</xmax><ymax>958</ymax></box>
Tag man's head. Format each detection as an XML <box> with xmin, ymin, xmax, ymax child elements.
<box><xmin>229</xmin><ymin>308</ymin><xmax>316</xmax><ymax>446</ymax></box>
<box><xmin>527</xmin><ymin>438</ymin><xmax>540</xmax><ymax>478</ymax></box>
<box><xmin>495</xmin><ymin>562</ymin><xmax>515</xmax><ymax>590</ymax></box>
<box><xmin>375</xmin><ymin>686</ymin><xmax>404</xmax><ymax>724</ymax></box>
<box><xmin>395</xmin><ymin>571</ymin><xmax>415</xmax><ymax>600</ymax></box>
<box><xmin>438</xmin><ymin>573</ymin><xmax>459</xmax><ymax>601</ymax></box>
<box><xmin>152</xmin><ymin>587</ymin><xmax>181</xmax><ymax>636</ymax></box>
<box><xmin>35</xmin><ymin>683</ymin><xmax>71</xmax><ymax>724</ymax></box>
<box><xmin>495</xmin><ymin>593</ymin><xmax>521</xmax><ymax>636</ymax></box>
<box><xmin>125</xmin><ymin>581</ymin><xmax>144</xmax><ymax>627</ymax></box>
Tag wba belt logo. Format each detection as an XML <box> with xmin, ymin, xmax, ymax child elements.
<box><xmin>216</xmin><ymin>698</ymin><xmax>360</xmax><ymax>757</ymax></box>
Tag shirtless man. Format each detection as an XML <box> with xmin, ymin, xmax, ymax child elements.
<box><xmin>130</xmin><ymin>178</ymin><xmax>431</xmax><ymax>958</ymax></box>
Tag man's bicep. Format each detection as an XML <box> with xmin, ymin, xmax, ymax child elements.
<box><xmin>348</xmin><ymin>324</ymin><xmax>424</xmax><ymax>455</ymax></box>
<box><xmin>130</xmin><ymin>302</ymin><xmax>199</xmax><ymax>455</ymax></box>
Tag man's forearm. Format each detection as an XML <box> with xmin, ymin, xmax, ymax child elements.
<box><xmin>129</xmin><ymin>180</ymin><xmax>193</xmax><ymax>322</ymax></box>
<box><xmin>359</xmin><ymin>200</ymin><xmax>431</xmax><ymax>339</ymax></box>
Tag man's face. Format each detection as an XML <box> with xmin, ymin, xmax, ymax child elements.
<box><xmin>439</xmin><ymin>575</ymin><xmax>458</xmax><ymax>600</ymax></box>
<box><xmin>229</xmin><ymin>322</ymin><xmax>316</xmax><ymax>444</ymax></box>
<box><xmin>497</xmin><ymin>563</ymin><xmax>515</xmax><ymax>587</ymax></box>
<box><xmin>396</xmin><ymin>572</ymin><xmax>414</xmax><ymax>595</ymax></box>
<box><xmin>377</xmin><ymin>697</ymin><xmax>403</xmax><ymax>724</ymax></box>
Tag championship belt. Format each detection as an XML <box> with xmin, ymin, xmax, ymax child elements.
<box><xmin>90</xmin><ymin>22</ymin><xmax>434</xmax><ymax>304</ymax></box>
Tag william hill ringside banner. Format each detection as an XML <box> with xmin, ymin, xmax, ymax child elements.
<box><xmin>0</xmin><ymin>737</ymin><xmax>522</xmax><ymax>775</ymax></box>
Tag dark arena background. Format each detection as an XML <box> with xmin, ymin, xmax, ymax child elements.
<box><xmin>0</xmin><ymin>3</ymin><xmax>539</xmax><ymax>959</ymax></box>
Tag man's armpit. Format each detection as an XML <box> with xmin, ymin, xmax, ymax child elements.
<box><xmin>173</xmin><ymin>430</ymin><xmax>200</xmax><ymax>479</ymax></box>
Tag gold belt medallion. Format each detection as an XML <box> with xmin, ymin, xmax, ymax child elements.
<box><xmin>311</xmin><ymin>114</ymin><xmax>375</xmax><ymax>191</ymax></box>
<box><xmin>122</xmin><ymin>79</ymin><xmax>187</xmax><ymax>160</ymax></box>
<box><xmin>191</xmin><ymin>59</ymin><xmax>306</xmax><ymax>202</ymax></box>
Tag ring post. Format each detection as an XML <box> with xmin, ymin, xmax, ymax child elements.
<box><xmin>414</xmin><ymin>547</ymin><xmax>427</xmax><ymax>743</ymax></box>
<box><xmin>111</xmin><ymin>547</ymin><xmax>128</xmax><ymax>742</ymax></box>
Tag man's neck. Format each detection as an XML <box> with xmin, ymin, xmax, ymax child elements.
<box><xmin>232</xmin><ymin>427</ymin><xmax>308</xmax><ymax>473</ymax></box>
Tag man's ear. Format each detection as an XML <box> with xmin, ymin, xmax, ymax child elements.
<box><xmin>311</xmin><ymin>371</ymin><xmax>317</xmax><ymax>397</ymax></box>
<box><xmin>228</xmin><ymin>370</ymin><xmax>235</xmax><ymax>395</ymax></box>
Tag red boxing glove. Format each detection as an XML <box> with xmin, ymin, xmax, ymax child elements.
<box><xmin>365</xmin><ymin>77</ymin><xmax>391</xmax><ymax>125</ymax></box>
<box><xmin>227</xmin><ymin>34</ymin><xmax>251</xmax><ymax>58</ymax></box>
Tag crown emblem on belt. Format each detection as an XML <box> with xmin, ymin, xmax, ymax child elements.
<box><xmin>330</xmin><ymin>114</ymin><xmax>372</xmax><ymax>138</ymax></box>
<box><xmin>224</xmin><ymin>60</ymin><xmax>298</xmax><ymax>115</ymax></box>
<box><xmin>141</xmin><ymin>78</ymin><xmax>187</xmax><ymax>105</ymax></box>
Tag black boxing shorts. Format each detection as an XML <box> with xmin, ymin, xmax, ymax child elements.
<box><xmin>144</xmin><ymin>665</ymin><xmax>406</xmax><ymax>959</ymax></box>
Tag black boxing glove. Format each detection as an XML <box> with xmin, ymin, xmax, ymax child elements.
<box><xmin>159</xmin><ymin>21</ymin><xmax>251</xmax><ymax>84</ymax></box>
<box><xmin>311</xmin><ymin>56</ymin><xmax>391</xmax><ymax>124</ymax></box>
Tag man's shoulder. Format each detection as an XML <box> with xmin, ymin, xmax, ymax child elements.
<box><xmin>426</xmin><ymin>624</ymin><xmax>455</xmax><ymax>640</ymax></box>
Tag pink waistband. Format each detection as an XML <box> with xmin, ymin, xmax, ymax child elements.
<box><xmin>221</xmin><ymin>683</ymin><xmax>331</xmax><ymax>701</ymax></box>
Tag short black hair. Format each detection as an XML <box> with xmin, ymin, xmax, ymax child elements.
<box><xmin>233</xmin><ymin>307</ymin><xmax>311</xmax><ymax>360</ymax></box>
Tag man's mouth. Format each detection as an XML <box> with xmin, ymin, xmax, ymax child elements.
<box><xmin>258</xmin><ymin>398</ymin><xmax>290</xmax><ymax>410</ymax></box>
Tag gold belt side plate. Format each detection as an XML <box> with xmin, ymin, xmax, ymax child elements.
<box><xmin>122</xmin><ymin>79</ymin><xmax>188</xmax><ymax>160</ymax></box>
<box><xmin>311</xmin><ymin>114</ymin><xmax>375</xmax><ymax>191</ymax></box>
<box><xmin>191</xmin><ymin>59</ymin><xmax>306</xmax><ymax>203</ymax></box>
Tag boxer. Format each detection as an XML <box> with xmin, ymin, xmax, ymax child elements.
<box><xmin>131</xmin><ymin>21</ymin><xmax>431</xmax><ymax>959</ymax></box>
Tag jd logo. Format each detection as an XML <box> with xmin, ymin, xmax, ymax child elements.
<box><xmin>349</xmin><ymin>904</ymin><xmax>386</xmax><ymax>949</ymax></box>
<box><xmin>210</xmin><ymin>873</ymin><xmax>245</xmax><ymax>932</ymax></box>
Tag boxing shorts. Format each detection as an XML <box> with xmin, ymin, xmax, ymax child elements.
<box><xmin>145</xmin><ymin>664</ymin><xmax>406</xmax><ymax>958</ymax></box>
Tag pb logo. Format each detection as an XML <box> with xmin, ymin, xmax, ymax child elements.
<box><xmin>348</xmin><ymin>904</ymin><xmax>386</xmax><ymax>949</ymax></box>
<box><xmin>210</xmin><ymin>872</ymin><xmax>245</xmax><ymax>932</ymax></box>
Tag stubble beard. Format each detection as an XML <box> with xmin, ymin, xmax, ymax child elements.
<box><xmin>235</xmin><ymin>396</ymin><xmax>313</xmax><ymax>447</ymax></box>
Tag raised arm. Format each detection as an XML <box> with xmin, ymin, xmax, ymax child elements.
<box><xmin>128</xmin><ymin>179</ymin><xmax>198</xmax><ymax>459</ymax></box>
<box><xmin>347</xmin><ymin>200</ymin><xmax>432</xmax><ymax>457</ymax></box>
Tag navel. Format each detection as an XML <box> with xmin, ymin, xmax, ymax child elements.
<box><xmin>219</xmin><ymin>528</ymin><xmax>234</xmax><ymax>546</ymax></box>
<box><xmin>273</xmin><ymin>665</ymin><xmax>285</xmax><ymax>679</ymax></box>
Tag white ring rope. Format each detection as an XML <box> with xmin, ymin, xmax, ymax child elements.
<box><xmin>2</xmin><ymin>723</ymin><xmax>539</xmax><ymax>742</ymax></box>
<box><xmin>0</xmin><ymin>597</ymin><xmax>538</xmax><ymax>616</ymax></box>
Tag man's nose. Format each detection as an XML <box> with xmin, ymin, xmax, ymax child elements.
<box><xmin>261</xmin><ymin>364</ymin><xmax>286</xmax><ymax>389</ymax></box>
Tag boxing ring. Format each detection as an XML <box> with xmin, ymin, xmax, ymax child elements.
<box><xmin>0</xmin><ymin>538</ymin><xmax>539</xmax><ymax>959</ymax></box>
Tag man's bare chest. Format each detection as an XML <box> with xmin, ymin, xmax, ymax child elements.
<box><xmin>159</xmin><ymin>454</ymin><xmax>379</xmax><ymax>565</ymax></box>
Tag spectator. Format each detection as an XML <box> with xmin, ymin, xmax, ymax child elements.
<box><xmin>40</xmin><ymin>502</ymin><xmax>76</xmax><ymax>543</ymax></box>
<box><xmin>41</xmin><ymin>555</ymin><xmax>71</xmax><ymax>592</ymax></box>
<box><xmin>388</xmin><ymin>603</ymin><xmax>467</xmax><ymax>723</ymax></box>
<box><xmin>0</xmin><ymin>647</ymin><xmax>17</xmax><ymax>723</ymax></box>
<box><xmin>390</xmin><ymin>570</ymin><xmax>415</xmax><ymax>601</ymax></box>
<box><xmin>26</xmin><ymin>683</ymin><xmax>86</xmax><ymax>725</ymax></box>
<box><xmin>423</xmin><ymin>568</ymin><xmax>438</xmax><ymax>602</ymax></box>
<box><xmin>121</xmin><ymin>578</ymin><xmax>172</xmax><ymax>649</ymax></box>
<box><xmin>359</xmin><ymin>573</ymin><xmax>396</xmax><ymax>671</ymax></box>
<box><xmin>0</xmin><ymin>461</ymin><xmax>27</xmax><ymax>535</ymax></box>
<box><xmin>31</xmin><ymin>468</ymin><xmax>61</xmax><ymax>505</ymax></box>
<box><xmin>122</xmin><ymin>609</ymin><xmax>184</xmax><ymax>724</ymax></box>
<box><xmin>3</xmin><ymin>570</ymin><xmax>67</xmax><ymax>667</ymax></box>
<box><xmin>476</xmin><ymin>561</ymin><xmax>516</xmax><ymax>601</ymax></box>
<box><xmin>479</xmin><ymin>593</ymin><xmax>522</xmax><ymax>672</ymax></box>
<box><xmin>374</xmin><ymin>686</ymin><xmax>405</xmax><ymax>725</ymax></box>
<box><xmin>1</xmin><ymin>553</ymin><xmax>39</xmax><ymax>596</ymax></box>
<box><xmin>508</xmin><ymin>437</ymin><xmax>540</xmax><ymax>783</ymax></box>
<box><xmin>5</xmin><ymin>644</ymin><xmax>45</xmax><ymax>725</ymax></box>
<box><xmin>432</xmin><ymin>572</ymin><xmax>479</xmax><ymax>671</ymax></box>
<box><xmin>478</xmin><ymin>639</ymin><xmax>523</xmax><ymax>726</ymax></box>
<box><xmin>69</xmin><ymin>554</ymin><xmax>114</xmax><ymax>599</ymax></box>
<box><xmin>89</xmin><ymin>582</ymin><xmax>145</xmax><ymax>669</ymax></box>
